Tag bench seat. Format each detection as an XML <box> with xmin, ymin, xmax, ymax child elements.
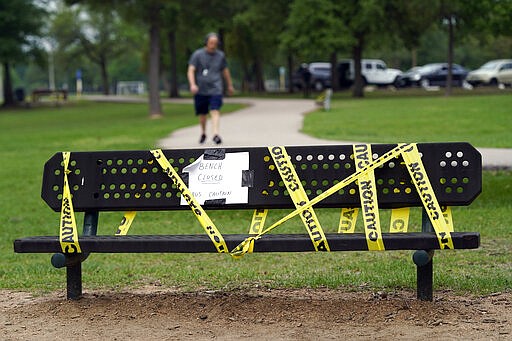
<box><xmin>15</xmin><ymin>232</ymin><xmax>479</xmax><ymax>253</ymax></box>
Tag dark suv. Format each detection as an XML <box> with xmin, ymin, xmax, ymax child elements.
<box><xmin>291</xmin><ymin>62</ymin><xmax>332</xmax><ymax>91</ymax></box>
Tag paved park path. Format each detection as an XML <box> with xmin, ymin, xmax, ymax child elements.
<box><xmin>158</xmin><ymin>97</ymin><xmax>340</xmax><ymax>148</ymax></box>
<box><xmin>86</xmin><ymin>95</ymin><xmax>512</xmax><ymax>169</ymax></box>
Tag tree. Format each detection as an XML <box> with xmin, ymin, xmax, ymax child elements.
<box><xmin>68</xmin><ymin>0</ymin><xmax>164</xmax><ymax>117</ymax></box>
<box><xmin>229</xmin><ymin>0</ymin><xmax>290</xmax><ymax>92</ymax></box>
<box><xmin>0</xmin><ymin>1</ymin><xmax>46</xmax><ymax>107</ymax></box>
<box><xmin>337</xmin><ymin>1</ymin><xmax>390</xmax><ymax>97</ymax></box>
<box><xmin>437</xmin><ymin>0</ymin><xmax>494</xmax><ymax>96</ymax></box>
<box><xmin>161</xmin><ymin>2</ymin><xmax>181</xmax><ymax>98</ymax></box>
<box><xmin>488</xmin><ymin>0</ymin><xmax>512</xmax><ymax>37</ymax></box>
<box><xmin>51</xmin><ymin>4</ymin><xmax>131</xmax><ymax>95</ymax></box>
<box><xmin>281</xmin><ymin>0</ymin><xmax>348</xmax><ymax>93</ymax></box>
<box><xmin>385</xmin><ymin>0</ymin><xmax>439</xmax><ymax>68</ymax></box>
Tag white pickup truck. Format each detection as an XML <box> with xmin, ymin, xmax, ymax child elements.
<box><xmin>339</xmin><ymin>59</ymin><xmax>402</xmax><ymax>87</ymax></box>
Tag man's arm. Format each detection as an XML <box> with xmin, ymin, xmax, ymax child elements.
<box><xmin>187</xmin><ymin>64</ymin><xmax>199</xmax><ymax>94</ymax></box>
<box><xmin>223</xmin><ymin>68</ymin><xmax>235</xmax><ymax>95</ymax></box>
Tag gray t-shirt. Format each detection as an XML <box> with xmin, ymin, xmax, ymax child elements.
<box><xmin>188</xmin><ymin>48</ymin><xmax>227</xmax><ymax>95</ymax></box>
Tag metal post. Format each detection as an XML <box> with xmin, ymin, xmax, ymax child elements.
<box><xmin>414</xmin><ymin>208</ymin><xmax>434</xmax><ymax>301</ymax></box>
<box><xmin>67</xmin><ymin>262</ymin><xmax>82</xmax><ymax>300</ymax></box>
<box><xmin>65</xmin><ymin>211</ymin><xmax>99</xmax><ymax>300</ymax></box>
<box><xmin>416</xmin><ymin>256</ymin><xmax>433</xmax><ymax>301</ymax></box>
<box><xmin>82</xmin><ymin>211</ymin><xmax>99</xmax><ymax>236</ymax></box>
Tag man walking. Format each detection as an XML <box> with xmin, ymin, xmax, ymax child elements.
<box><xmin>187</xmin><ymin>32</ymin><xmax>235</xmax><ymax>144</ymax></box>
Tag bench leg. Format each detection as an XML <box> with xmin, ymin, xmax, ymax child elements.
<box><xmin>65</xmin><ymin>211</ymin><xmax>98</xmax><ymax>300</ymax></box>
<box><xmin>416</xmin><ymin>255</ymin><xmax>433</xmax><ymax>301</ymax></box>
<box><xmin>415</xmin><ymin>208</ymin><xmax>434</xmax><ymax>301</ymax></box>
<box><xmin>67</xmin><ymin>263</ymin><xmax>82</xmax><ymax>300</ymax></box>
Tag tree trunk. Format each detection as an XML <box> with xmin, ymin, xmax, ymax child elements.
<box><xmin>161</xmin><ymin>70</ymin><xmax>170</xmax><ymax>94</ymax></box>
<box><xmin>446</xmin><ymin>15</ymin><xmax>454</xmax><ymax>97</ymax></box>
<box><xmin>411</xmin><ymin>48</ymin><xmax>417</xmax><ymax>68</ymax></box>
<box><xmin>253</xmin><ymin>61</ymin><xmax>265</xmax><ymax>93</ymax></box>
<box><xmin>217</xmin><ymin>28</ymin><xmax>225</xmax><ymax>52</ymax></box>
<box><xmin>330</xmin><ymin>51</ymin><xmax>339</xmax><ymax>91</ymax></box>
<box><xmin>241</xmin><ymin>63</ymin><xmax>250</xmax><ymax>93</ymax></box>
<box><xmin>167</xmin><ymin>30</ymin><xmax>179</xmax><ymax>98</ymax></box>
<box><xmin>287</xmin><ymin>54</ymin><xmax>294</xmax><ymax>93</ymax></box>
<box><xmin>2</xmin><ymin>62</ymin><xmax>15</xmax><ymax>107</ymax></box>
<box><xmin>100</xmin><ymin>57</ymin><xmax>110</xmax><ymax>95</ymax></box>
<box><xmin>352</xmin><ymin>36</ymin><xmax>364</xmax><ymax>98</ymax></box>
<box><xmin>148</xmin><ymin>7</ymin><xmax>163</xmax><ymax>117</ymax></box>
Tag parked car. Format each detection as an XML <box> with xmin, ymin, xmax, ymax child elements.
<box><xmin>292</xmin><ymin>59</ymin><xmax>402</xmax><ymax>91</ymax></box>
<box><xmin>398</xmin><ymin>63</ymin><xmax>469</xmax><ymax>88</ymax></box>
<box><xmin>496</xmin><ymin>62</ymin><xmax>512</xmax><ymax>86</ymax></box>
<box><xmin>338</xmin><ymin>59</ymin><xmax>402</xmax><ymax>87</ymax></box>
<box><xmin>291</xmin><ymin>62</ymin><xmax>332</xmax><ymax>91</ymax></box>
<box><xmin>466</xmin><ymin>59</ymin><xmax>512</xmax><ymax>86</ymax></box>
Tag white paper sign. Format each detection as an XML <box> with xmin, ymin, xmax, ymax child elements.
<box><xmin>181</xmin><ymin>152</ymin><xmax>250</xmax><ymax>205</ymax></box>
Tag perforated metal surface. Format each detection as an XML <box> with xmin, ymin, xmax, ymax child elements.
<box><xmin>41</xmin><ymin>143</ymin><xmax>481</xmax><ymax>212</ymax></box>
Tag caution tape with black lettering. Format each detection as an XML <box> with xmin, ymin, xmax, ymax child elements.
<box><xmin>390</xmin><ymin>208</ymin><xmax>410</xmax><ymax>233</ymax></box>
<box><xmin>232</xmin><ymin>143</ymin><xmax>453</xmax><ymax>256</ymax></box>
<box><xmin>246</xmin><ymin>209</ymin><xmax>268</xmax><ymax>252</ymax></box>
<box><xmin>402</xmin><ymin>144</ymin><xmax>453</xmax><ymax>249</ymax></box>
<box><xmin>151</xmin><ymin>149</ymin><xmax>228</xmax><ymax>253</ymax></box>
<box><xmin>353</xmin><ymin>144</ymin><xmax>384</xmax><ymax>250</ymax></box>
<box><xmin>231</xmin><ymin>143</ymin><xmax>415</xmax><ymax>256</ymax></box>
<box><xmin>269</xmin><ymin>146</ymin><xmax>330</xmax><ymax>252</ymax></box>
<box><xmin>59</xmin><ymin>152</ymin><xmax>81</xmax><ymax>254</ymax></box>
<box><xmin>116</xmin><ymin>211</ymin><xmax>137</xmax><ymax>236</ymax></box>
<box><xmin>55</xmin><ymin>144</ymin><xmax>454</xmax><ymax>258</ymax></box>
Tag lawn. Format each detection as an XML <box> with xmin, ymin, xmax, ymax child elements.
<box><xmin>303</xmin><ymin>92</ymin><xmax>512</xmax><ymax>147</ymax></box>
<box><xmin>0</xmin><ymin>95</ymin><xmax>510</xmax><ymax>296</ymax></box>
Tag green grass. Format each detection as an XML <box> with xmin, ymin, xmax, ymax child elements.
<box><xmin>303</xmin><ymin>92</ymin><xmax>512</xmax><ymax>148</ymax></box>
<box><xmin>0</xmin><ymin>96</ymin><xmax>510</xmax><ymax>296</ymax></box>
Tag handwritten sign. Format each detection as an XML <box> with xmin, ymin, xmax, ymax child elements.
<box><xmin>182</xmin><ymin>152</ymin><xmax>249</xmax><ymax>205</ymax></box>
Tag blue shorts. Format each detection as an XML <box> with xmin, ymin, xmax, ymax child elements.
<box><xmin>194</xmin><ymin>94</ymin><xmax>223</xmax><ymax>115</ymax></box>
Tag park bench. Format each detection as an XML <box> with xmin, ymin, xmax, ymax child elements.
<box><xmin>31</xmin><ymin>89</ymin><xmax>68</xmax><ymax>103</ymax></box>
<box><xmin>14</xmin><ymin>143</ymin><xmax>481</xmax><ymax>301</ymax></box>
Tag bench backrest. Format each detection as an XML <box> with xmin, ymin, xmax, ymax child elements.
<box><xmin>41</xmin><ymin>143</ymin><xmax>481</xmax><ymax>212</ymax></box>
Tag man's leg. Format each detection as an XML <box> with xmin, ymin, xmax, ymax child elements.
<box><xmin>210</xmin><ymin>110</ymin><xmax>220</xmax><ymax>136</ymax></box>
<box><xmin>210</xmin><ymin>95</ymin><xmax>223</xmax><ymax>144</ymax></box>
<box><xmin>195</xmin><ymin>95</ymin><xmax>209</xmax><ymax>143</ymax></box>
<box><xmin>199</xmin><ymin>114</ymin><xmax>207</xmax><ymax>134</ymax></box>
<box><xmin>198</xmin><ymin>114</ymin><xmax>207</xmax><ymax>143</ymax></box>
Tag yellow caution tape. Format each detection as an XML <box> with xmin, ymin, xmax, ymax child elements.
<box><xmin>53</xmin><ymin>144</ymin><xmax>455</xmax><ymax>258</ymax></box>
<box><xmin>59</xmin><ymin>152</ymin><xmax>81</xmax><ymax>254</ymax></box>
<box><xmin>338</xmin><ymin>208</ymin><xmax>358</xmax><ymax>233</ymax></box>
<box><xmin>268</xmin><ymin>146</ymin><xmax>330</xmax><ymax>251</ymax></box>
<box><xmin>231</xmin><ymin>143</ymin><xmax>415</xmax><ymax>256</ymax></box>
<box><xmin>150</xmin><ymin>149</ymin><xmax>228</xmax><ymax>253</ymax></box>
<box><xmin>247</xmin><ymin>209</ymin><xmax>268</xmax><ymax>252</ymax></box>
<box><xmin>249</xmin><ymin>209</ymin><xmax>268</xmax><ymax>235</ymax></box>
<box><xmin>401</xmin><ymin>144</ymin><xmax>454</xmax><ymax>249</ymax></box>
<box><xmin>390</xmin><ymin>208</ymin><xmax>410</xmax><ymax>233</ymax></box>
<box><xmin>354</xmin><ymin>144</ymin><xmax>384</xmax><ymax>250</ymax></box>
<box><xmin>115</xmin><ymin>211</ymin><xmax>137</xmax><ymax>236</ymax></box>
<box><xmin>441</xmin><ymin>206</ymin><xmax>454</xmax><ymax>232</ymax></box>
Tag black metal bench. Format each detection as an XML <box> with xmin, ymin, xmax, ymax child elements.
<box><xmin>14</xmin><ymin>143</ymin><xmax>481</xmax><ymax>300</ymax></box>
<box><xmin>31</xmin><ymin>89</ymin><xmax>68</xmax><ymax>103</ymax></box>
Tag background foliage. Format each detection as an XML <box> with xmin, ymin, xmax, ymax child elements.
<box><xmin>1</xmin><ymin>0</ymin><xmax>512</xmax><ymax>100</ymax></box>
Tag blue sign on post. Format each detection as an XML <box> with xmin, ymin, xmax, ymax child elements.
<box><xmin>76</xmin><ymin>69</ymin><xmax>82</xmax><ymax>80</ymax></box>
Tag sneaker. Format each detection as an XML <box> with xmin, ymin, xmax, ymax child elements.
<box><xmin>199</xmin><ymin>134</ymin><xmax>206</xmax><ymax>144</ymax></box>
<box><xmin>213</xmin><ymin>135</ymin><xmax>222</xmax><ymax>145</ymax></box>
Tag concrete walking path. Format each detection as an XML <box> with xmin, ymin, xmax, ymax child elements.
<box><xmin>158</xmin><ymin>98</ymin><xmax>342</xmax><ymax>148</ymax></box>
